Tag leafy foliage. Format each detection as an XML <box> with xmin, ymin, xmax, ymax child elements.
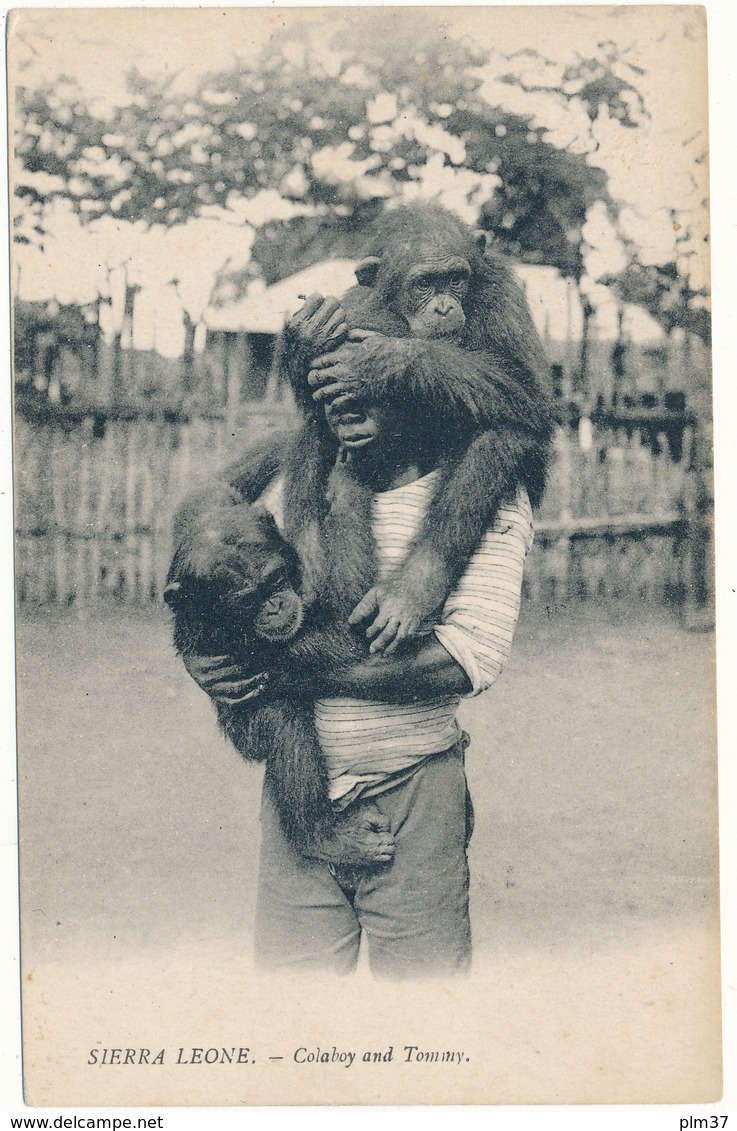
<box><xmin>13</xmin><ymin>15</ymin><xmax>708</xmax><ymax>343</ymax></box>
<box><xmin>14</xmin><ymin>23</ymin><xmax>617</xmax><ymax>279</ymax></box>
<box><xmin>604</xmin><ymin>260</ymin><xmax>711</xmax><ymax>345</ymax></box>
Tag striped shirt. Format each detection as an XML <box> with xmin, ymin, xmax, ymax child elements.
<box><xmin>260</xmin><ymin>472</ymin><xmax>533</xmax><ymax>802</ymax></box>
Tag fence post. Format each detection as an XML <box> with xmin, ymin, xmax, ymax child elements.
<box><xmin>553</xmin><ymin>416</ymin><xmax>573</xmax><ymax>604</ymax></box>
<box><xmin>681</xmin><ymin>419</ymin><xmax>714</xmax><ymax>630</ymax></box>
<box><xmin>677</xmin><ymin>325</ymin><xmax>714</xmax><ymax>629</ymax></box>
<box><xmin>225</xmin><ymin>331</ymin><xmax>241</xmax><ymax>434</ymax></box>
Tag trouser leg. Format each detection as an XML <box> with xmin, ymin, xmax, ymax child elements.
<box><xmin>254</xmin><ymin>784</ymin><xmax>361</xmax><ymax>974</ymax></box>
<box><xmin>348</xmin><ymin>745</ymin><xmax>473</xmax><ymax>980</ymax></box>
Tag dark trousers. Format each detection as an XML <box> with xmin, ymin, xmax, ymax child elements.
<box><xmin>254</xmin><ymin>743</ymin><xmax>473</xmax><ymax>979</ymax></box>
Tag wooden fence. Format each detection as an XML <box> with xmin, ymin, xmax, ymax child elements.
<box><xmin>13</xmin><ymin>396</ymin><xmax>713</xmax><ymax>616</ymax></box>
<box><xmin>526</xmin><ymin>406</ymin><xmax>712</xmax><ymax>612</ymax></box>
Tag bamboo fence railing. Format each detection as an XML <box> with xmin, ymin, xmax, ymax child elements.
<box><xmin>13</xmin><ymin>398</ymin><xmax>712</xmax><ymax>615</ymax></box>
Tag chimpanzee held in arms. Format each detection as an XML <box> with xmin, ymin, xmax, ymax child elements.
<box><xmin>172</xmin><ymin>203</ymin><xmax>552</xmax><ymax>870</ymax></box>
<box><xmin>164</xmin><ymin>492</ymin><xmax>396</xmax><ymax>867</ymax></box>
<box><xmin>167</xmin><ymin>363</ymin><xmax>528</xmax><ymax>869</ymax></box>
<box><xmin>278</xmin><ymin>202</ymin><xmax>554</xmax><ymax>653</ymax></box>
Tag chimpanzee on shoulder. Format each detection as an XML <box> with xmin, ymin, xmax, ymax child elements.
<box><xmin>164</xmin><ymin>493</ymin><xmax>395</xmax><ymax>868</ymax></box>
<box><xmin>280</xmin><ymin>202</ymin><xmax>554</xmax><ymax>653</ymax></box>
<box><xmin>166</xmin><ymin>201</ymin><xmax>551</xmax><ymax>864</ymax></box>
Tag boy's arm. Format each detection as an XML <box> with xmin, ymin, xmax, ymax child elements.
<box><xmin>171</xmin><ymin>432</ymin><xmax>287</xmax><ymax>549</ymax></box>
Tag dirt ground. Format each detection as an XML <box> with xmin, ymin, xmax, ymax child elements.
<box><xmin>15</xmin><ymin>600</ymin><xmax>718</xmax><ymax>962</ymax></box>
<box><xmin>14</xmin><ymin>600</ymin><xmax>723</xmax><ymax>1105</ymax></box>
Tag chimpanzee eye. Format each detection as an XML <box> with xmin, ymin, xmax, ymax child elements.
<box><xmin>260</xmin><ymin>562</ymin><xmax>289</xmax><ymax>594</ymax></box>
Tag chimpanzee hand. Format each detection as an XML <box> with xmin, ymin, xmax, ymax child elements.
<box><xmin>181</xmin><ymin>653</ymin><xmax>270</xmax><ymax>706</ymax></box>
<box><xmin>348</xmin><ymin>586</ymin><xmax>411</xmax><ymax>654</ymax></box>
<box><xmin>283</xmin><ymin>294</ymin><xmax>348</xmax><ymax>376</ymax></box>
<box><xmin>308</xmin><ymin>330</ymin><xmax>414</xmax><ymax>409</ymax></box>
<box><xmin>307</xmin><ymin>335</ymin><xmax>369</xmax><ymax>410</ymax></box>
<box><xmin>348</xmin><ymin>547</ymin><xmax>452</xmax><ymax>654</ymax></box>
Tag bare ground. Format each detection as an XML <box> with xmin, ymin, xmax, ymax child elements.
<box><xmin>15</xmin><ymin>600</ymin><xmax>719</xmax><ymax>965</ymax></box>
<box><xmin>15</xmin><ymin>601</ymin><xmax>724</xmax><ymax>1106</ymax></box>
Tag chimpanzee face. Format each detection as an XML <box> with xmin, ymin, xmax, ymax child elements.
<box><xmin>164</xmin><ymin>506</ymin><xmax>304</xmax><ymax>647</ymax></box>
<box><xmin>394</xmin><ymin>258</ymin><xmax>470</xmax><ymax>340</ymax></box>
<box><xmin>353</xmin><ymin>206</ymin><xmax>487</xmax><ymax>341</ymax></box>
<box><xmin>247</xmin><ymin>551</ymin><xmax>304</xmax><ymax>641</ymax></box>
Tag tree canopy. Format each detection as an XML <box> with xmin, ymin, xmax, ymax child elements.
<box><xmin>13</xmin><ymin>14</ymin><xmax>709</xmax><ymax>341</ymax></box>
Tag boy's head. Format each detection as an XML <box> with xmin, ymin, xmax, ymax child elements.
<box><xmin>323</xmin><ymin>397</ymin><xmax>436</xmax><ymax>486</ymax></box>
<box><xmin>324</xmin><ymin>400</ymin><xmax>380</xmax><ymax>452</ymax></box>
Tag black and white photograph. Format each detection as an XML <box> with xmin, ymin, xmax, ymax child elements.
<box><xmin>5</xmin><ymin>3</ymin><xmax>728</xmax><ymax>1111</ymax></box>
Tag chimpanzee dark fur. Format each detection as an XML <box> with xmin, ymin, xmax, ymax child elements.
<box><xmin>168</xmin><ymin>202</ymin><xmax>553</xmax><ymax>858</ymax></box>
<box><xmin>267</xmin><ymin>203</ymin><xmax>554</xmax><ymax>633</ymax></box>
<box><xmin>165</xmin><ymin>493</ymin><xmax>394</xmax><ymax>866</ymax></box>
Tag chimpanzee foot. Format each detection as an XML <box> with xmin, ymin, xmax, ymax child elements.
<box><xmin>306</xmin><ymin>803</ymin><xmax>395</xmax><ymax>868</ymax></box>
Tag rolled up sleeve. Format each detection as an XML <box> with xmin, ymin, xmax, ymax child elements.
<box><xmin>433</xmin><ymin>487</ymin><xmax>533</xmax><ymax>697</ymax></box>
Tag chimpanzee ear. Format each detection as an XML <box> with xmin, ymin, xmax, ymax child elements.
<box><xmin>355</xmin><ymin>256</ymin><xmax>383</xmax><ymax>287</ymax></box>
<box><xmin>474</xmin><ymin>230</ymin><xmax>489</xmax><ymax>254</ymax></box>
<box><xmin>163</xmin><ymin>581</ymin><xmax>183</xmax><ymax>607</ymax></box>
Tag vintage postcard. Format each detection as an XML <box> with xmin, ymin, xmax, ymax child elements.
<box><xmin>8</xmin><ymin>4</ymin><xmax>722</xmax><ymax>1109</ymax></box>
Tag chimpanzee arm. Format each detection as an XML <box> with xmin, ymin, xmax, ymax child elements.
<box><xmin>398</xmin><ymin>338</ymin><xmax>553</xmax><ymax>439</ymax></box>
<box><xmin>314</xmin><ymin>634</ymin><xmax>472</xmax><ymax>702</ymax></box>
<box><xmin>308</xmin><ymin>334</ymin><xmax>553</xmax><ymax>440</ymax></box>
<box><xmin>171</xmin><ymin>432</ymin><xmax>288</xmax><ymax>553</ymax></box>
<box><xmin>308</xmin><ymin>333</ymin><xmax>553</xmax><ymax>653</ymax></box>
<box><xmin>418</xmin><ymin>427</ymin><xmax>547</xmax><ymax>561</ymax></box>
<box><xmin>350</xmin><ymin>427</ymin><xmax>545</xmax><ymax>653</ymax></box>
<box><xmin>219</xmin><ymin>430</ymin><xmax>290</xmax><ymax>502</ymax></box>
